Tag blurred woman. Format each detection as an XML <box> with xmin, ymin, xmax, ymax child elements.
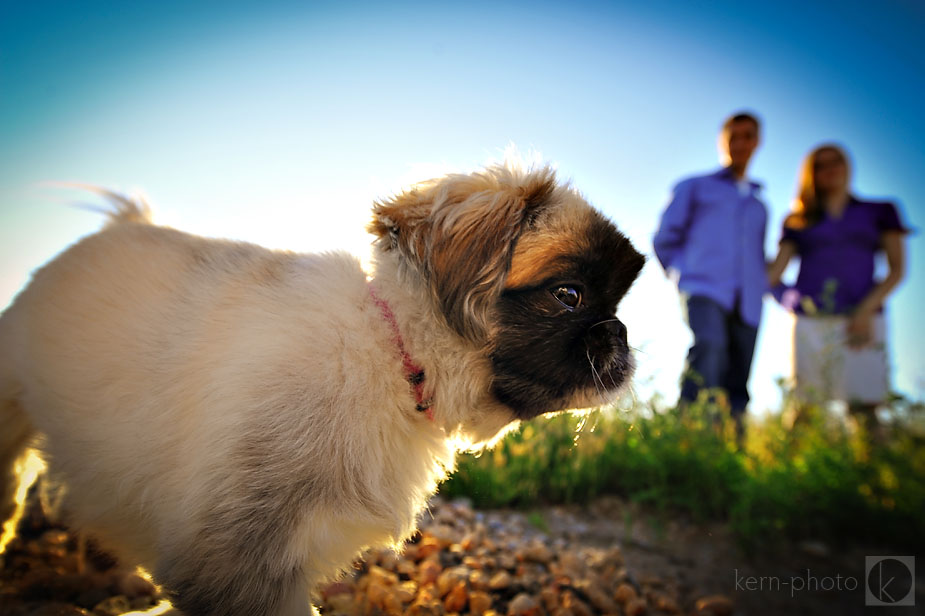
<box><xmin>767</xmin><ymin>144</ymin><xmax>908</xmax><ymax>430</ymax></box>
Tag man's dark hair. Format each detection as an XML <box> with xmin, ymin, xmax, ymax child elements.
<box><xmin>721</xmin><ymin>111</ymin><xmax>761</xmax><ymax>134</ymax></box>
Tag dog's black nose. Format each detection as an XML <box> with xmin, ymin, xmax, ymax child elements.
<box><xmin>606</xmin><ymin>318</ymin><xmax>628</xmax><ymax>347</ymax></box>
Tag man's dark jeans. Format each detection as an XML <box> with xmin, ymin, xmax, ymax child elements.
<box><xmin>679</xmin><ymin>294</ymin><xmax>758</xmax><ymax>415</ymax></box>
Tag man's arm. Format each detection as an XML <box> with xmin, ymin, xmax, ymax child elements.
<box><xmin>653</xmin><ymin>179</ymin><xmax>694</xmax><ymax>273</ymax></box>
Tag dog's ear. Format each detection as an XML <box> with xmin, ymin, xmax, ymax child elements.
<box><xmin>369</xmin><ymin>166</ymin><xmax>556</xmax><ymax>342</ymax></box>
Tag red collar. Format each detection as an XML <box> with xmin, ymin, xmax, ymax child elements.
<box><xmin>368</xmin><ymin>284</ymin><xmax>434</xmax><ymax>421</ymax></box>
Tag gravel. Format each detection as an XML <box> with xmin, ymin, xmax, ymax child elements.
<box><xmin>8</xmin><ymin>484</ymin><xmax>896</xmax><ymax>615</ymax></box>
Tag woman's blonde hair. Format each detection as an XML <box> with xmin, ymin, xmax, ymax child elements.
<box><xmin>785</xmin><ymin>143</ymin><xmax>851</xmax><ymax>230</ymax></box>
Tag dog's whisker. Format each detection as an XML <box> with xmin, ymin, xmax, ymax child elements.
<box><xmin>628</xmin><ymin>383</ymin><xmax>639</xmax><ymax>407</ymax></box>
<box><xmin>589</xmin><ymin>318</ymin><xmax>621</xmax><ymax>330</ymax></box>
<box><xmin>585</xmin><ymin>349</ymin><xmax>608</xmax><ymax>406</ymax></box>
<box><xmin>591</xmin><ymin>348</ymin><xmax>622</xmax><ymax>394</ymax></box>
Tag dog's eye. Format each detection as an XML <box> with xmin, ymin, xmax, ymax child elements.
<box><xmin>551</xmin><ymin>286</ymin><xmax>582</xmax><ymax>310</ymax></box>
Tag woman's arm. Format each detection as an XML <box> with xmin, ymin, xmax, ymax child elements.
<box><xmin>767</xmin><ymin>240</ymin><xmax>797</xmax><ymax>288</ymax></box>
<box><xmin>846</xmin><ymin>231</ymin><xmax>906</xmax><ymax>347</ymax></box>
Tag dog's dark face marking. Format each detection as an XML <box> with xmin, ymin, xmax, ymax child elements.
<box><xmin>368</xmin><ymin>164</ymin><xmax>644</xmax><ymax>419</ymax></box>
<box><xmin>490</xmin><ymin>206</ymin><xmax>644</xmax><ymax>419</ymax></box>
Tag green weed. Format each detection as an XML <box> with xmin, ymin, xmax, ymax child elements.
<box><xmin>439</xmin><ymin>394</ymin><xmax>925</xmax><ymax>552</ymax></box>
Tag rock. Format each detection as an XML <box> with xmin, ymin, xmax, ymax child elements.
<box><xmin>377</xmin><ymin>550</ymin><xmax>401</xmax><ymax>571</ymax></box>
<box><xmin>469</xmin><ymin>590</ymin><xmax>493</xmax><ymax>615</ymax></box>
<box><xmin>24</xmin><ymin>605</ymin><xmax>91</xmax><ymax>616</ymax></box>
<box><xmin>45</xmin><ymin>545</ymin><xmax>69</xmax><ymax>561</ymax></box>
<box><xmin>396</xmin><ymin>557</ymin><xmax>417</xmax><ymax>578</ymax></box>
<box><xmin>798</xmin><ymin>540</ymin><xmax>830</xmax><ymax>558</ymax></box>
<box><xmin>449</xmin><ymin>542</ymin><xmax>467</xmax><ymax>557</ymax></box>
<box><xmin>625</xmin><ymin>597</ymin><xmax>648</xmax><ymax>616</ymax></box>
<box><xmin>382</xmin><ymin>590</ymin><xmax>405</xmax><ymax>614</ymax></box>
<box><xmin>416</xmin><ymin>559</ymin><xmax>442</xmax><ymax>586</ymax></box>
<box><xmin>436</xmin><ymin>566</ymin><xmax>470</xmax><ymax>597</ymax></box>
<box><xmin>113</xmin><ymin>570</ymin><xmax>156</xmax><ymax>599</ymax></box>
<box><xmin>40</xmin><ymin>530</ymin><xmax>71</xmax><ymax>547</ymax></box>
<box><xmin>497</xmin><ymin>553</ymin><xmax>517</xmax><ymax>571</ymax></box>
<box><xmin>418</xmin><ymin>584</ymin><xmax>439</xmax><ymax>601</ymax></box>
<box><xmin>460</xmin><ymin>534</ymin><xmax>478</xmax><ymax>552</ymax></box>
<box><xmin>488</xmin><ymin>570</ymin><xmax>512</xmax><ymax>590</ymax></box>
<box><xmin>74</xmin><ymin>588</ymin><xmax>110</xmax><ymax>610</ymax></box>
<box><xmin>366</xmin><ymin>580</ymin><xmax>390</xmax><ymax>608</ymax></box>
<box><xmin>414</xmin><ymin>536</ymin><xmax>442</xmax><ymax>561</ymax></box>
<box><xmin>21</xmin><ymin>571</ymin><xmax>91</xmax><ymax>601</ymax></box>
<box><xmin>395</xmin><ymin>581</ymin><xmax>419</xmax><ymax>603</ymax></box>
<box><xmin>434</xmin><ymin>505</ymin><xmax>458</xmax><ymax>527</ymax></box>
<box><xmin>367</xmin><ymin>565</ymin><xmax>399</xmax><ymax>587</ymax></box>
<box><xmin>326</xmin><ymin>593</ymin><xmax>360</xmax><ymax>616</ymax></box>
<box><xmin>507</xmin><ymin>592</ymin><xmax>541</xmax><ymax>616</ymax></box>
<box><xmin>128</xmin><ymin>596</ymin><xmax>157</xmax><ymax>610</ymax></box>
<box><xmin>614</xmin><ymin>582</ymin><xmax>638</xmax><ymax>604</ymax></box>
<box><xmin>652</xmin><ymin>593</ymin><xmax>681</xmax><ymax>613</ymax></box>
<box><xmin>444</xmin><ymin>581</ymin><xmax>468</xmax><ymax>612</ymax></box>
<box><xmin>602</xmin><ymin>546</ymin><xmax>623</xmax><ymax>567</ymax></box>
<box><xmin>553</xmin><ymin>551</ymin><xmax>587</xmax><ymax>579</ymax></box>
<box><xmin>407</xmin><ymin>596</ymin><xmax>443</xmax><ymax>616</ymax></box>
<box><xmin>580</xmin><ymin>583</ymin><xmax>619</xmax><ymax>613</ymax></box>
<box><xmin>451</xmin><ymin>498</ymin><xmax>475</xmax><ymax>520</ymax></box>
<box><xmin>91</xmin><ymin>595</ymin><xmax>131</xmax><ymax>616</ymax></box>
<box><xmin>639</xmin><ymin>574</ymin><xmax>664</xmax><ymax>588</ymax></box>
<box><xmin>428</xmin><ymin>524</ymin><xmax>459</xmax><ymax>547</ymax></box>
<box><xmin>462</xmin><ymin>555</ymin><xmax>483</xmax><ymax>570</ymax></box>
<box><xmin>560</xmin><ymin>590</ymin><xmax>593</xmax><ymax>616</ymax></box>
<box><xmin>519</xmin><ymin>541</ymin><xmax>553</xmax><ymax>565</ymax></box>
<box><xmin>469</xmin><ymin>569</ymin><xmax>490</xmax><ymax>591</ymax></box>
<box><xmin>694</xmin><ymin>594</ymin><xmax>734</xmax><ymax>616</ymax></box>
<box><xmin>539</xmin><ymin>587</ymin><xmax>559</xmax><ymax>612</ymax></box>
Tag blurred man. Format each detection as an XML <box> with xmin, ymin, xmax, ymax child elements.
<box><xmin>653</xmin><ymin>112</ymin><xmax>768</xmax><ymax>436</ymax></box>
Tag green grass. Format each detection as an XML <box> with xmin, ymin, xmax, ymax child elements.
<box><xmin>439</xmin><ymin>392</ymin><xmax>925</xmax><ymax>552</ymax></box>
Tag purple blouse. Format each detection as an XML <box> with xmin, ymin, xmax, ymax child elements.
<box><xmin>779</xmin><ymin>198</ymin><xmax>908</xmax><ymax>315</ymax></box>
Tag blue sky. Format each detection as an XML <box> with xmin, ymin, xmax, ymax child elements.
<box><xmin>1</xmin><ymin>0</ymin><xmax>923</xmax><ymax>412</ymax></box>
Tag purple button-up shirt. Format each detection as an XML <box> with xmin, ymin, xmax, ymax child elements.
<box><xmin>653</xmin><ymin>168</ymin><xmax>769</xmax><ymax>327</ymax></box>
<box><xmin>779</xmin><ymin>197</ymin><xmax>908</xmax><ymax>315</ymax></box>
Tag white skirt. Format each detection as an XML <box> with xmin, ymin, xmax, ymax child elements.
<box><xmin>792</xmin><ymin>313</ymin><xmax>890</xmax><ymax>405</ymax></box>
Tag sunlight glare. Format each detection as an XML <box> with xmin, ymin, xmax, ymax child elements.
<box><xmin>120</xmin><ymin>599</ymin><xmax>175</xmax><ymax>615</ymax></box>
<box><xmin>0</xmin><ymin>448</ymin><xmax>46</xmax><ymax>554</ymax></box>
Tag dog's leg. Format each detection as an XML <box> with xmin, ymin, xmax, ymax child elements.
<box><xmin>155</xmin><ymin>527</ymin><xmax>314</xmax><ymax>616</ymax></box>
<box><xmin>278</xmin><ymin>578</ymin><xmax>315</xmax><ymax>616</ymax></box>
<box><xmin>157</xmin><ymin>562</ymin><xmax>313</xmax><ymax>616</ymax></box>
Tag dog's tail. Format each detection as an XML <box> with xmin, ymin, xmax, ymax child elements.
<box><xmin>98</xmin><ymin>188</ymin><xmax>153</xmax><ymax>226</ymax></box>
<box><xmin>57</xmin><ymin>183</ymin><xmax>154</xmax><ymax>227</ymax></box>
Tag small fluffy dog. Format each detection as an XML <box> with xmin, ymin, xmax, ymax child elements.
<box><xmin>0</xmin><ymin>163</ymin><xmax>644</xmax><ymax>615</ymax></box>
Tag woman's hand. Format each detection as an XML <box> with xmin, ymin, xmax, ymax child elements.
<box><xmin>846</xmin><ymin>231</ymin><xmax>905</xmax><ymax>349</ymax></box>
<box><xmin>846</xmin><ymin>310</ymin><xmax>874</xmax><ymax>348</ymax></box>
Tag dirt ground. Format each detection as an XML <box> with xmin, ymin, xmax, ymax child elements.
<box><xmin>544</xmin><ymin>497</ymin><xmax>922</xmax><ymax>616</ymax></box>
<box><xmin>1</xmin><ymin>487</ymin><xmax>921</xmax><ymax>615</ymax></box>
